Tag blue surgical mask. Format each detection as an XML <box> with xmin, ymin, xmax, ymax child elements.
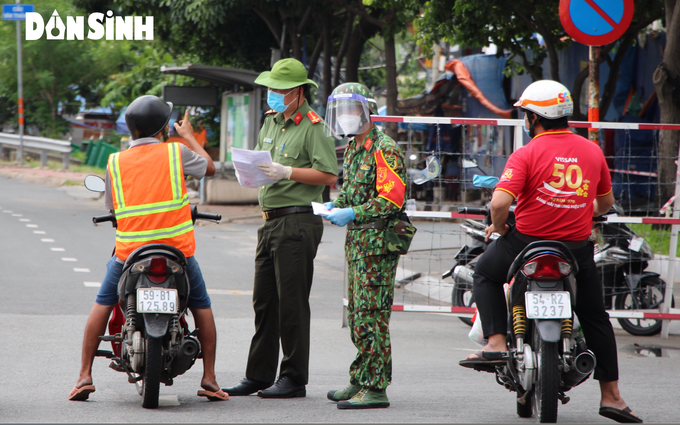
<box><xmin>267</xmin><ymin>88</ymin><xmax>296</xmax><ymax>113</ymax></box>
<box><xmin>524</xmin><ymin>121</ymin><xmax>531</xmax><ymax>138</ymax></box>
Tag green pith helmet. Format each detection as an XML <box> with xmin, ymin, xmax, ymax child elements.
<box><xmin>254</xmin><ymin>58</ymin><xmax>318</xmax><ymax>89</ymax></box>
<box><xmin>329</xmin><ymin>82</ymin><xmax>378</xmax><ymax>113</ymax></box>
<box><xmin>325</xmin><ymin>82</ymin><xmax>377</xmax><ymax>138</ymax></box>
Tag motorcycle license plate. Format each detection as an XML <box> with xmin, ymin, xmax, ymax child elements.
<box><xmin>525</xmin><ymin>291</ymin><xmax>571</xmax><ymax>319</ymax></box>
<box><xmin>137</xmin><ymin>288</ymin><xmax>178</xmax><ymax>314</ymax></box>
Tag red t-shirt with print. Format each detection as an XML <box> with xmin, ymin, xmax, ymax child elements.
<box><xmin>495</xmin><ymin>129</ymin><xmax>612</xmax><ymax>240</ymax></box>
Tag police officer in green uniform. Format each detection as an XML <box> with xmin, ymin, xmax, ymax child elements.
<box><xmin>323</xmin><ymin>83</ymin><xmax>407</xmax><ymax>409</ymax></box>
<box><xmin>222</xmin><ymin>58</ymin><xmax>338</xmax><ymax>398</ymax></box>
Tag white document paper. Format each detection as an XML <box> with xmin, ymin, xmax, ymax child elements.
<box><xmin>231</xmin><ymin>148</ymin><xmax>276</xmax><ymax>188</ymax></box>
<box><xmin>311</xmin><ymin>202</ymin><xmax>339</xmax><ymax>217</ymax></box>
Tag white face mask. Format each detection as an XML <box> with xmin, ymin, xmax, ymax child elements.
<box><xmin>336</xmin><ymin>114</ymin><xmax>363</xmax><ymax>136</ymax></box>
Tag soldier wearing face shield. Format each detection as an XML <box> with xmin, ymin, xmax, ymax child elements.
<box><xmin>323</xmin><ymin>83</ymin><xmax>407</xmax><ymax>409</ymax></box>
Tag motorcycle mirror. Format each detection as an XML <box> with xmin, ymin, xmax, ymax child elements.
<box><xmin>84</xmin><ymin>175</ymin><xmax>106</xmax><ymax>193</ymax></box>
<box><xmin>462</xmin><ymin>159</ymin><xmax>478</xmax><ymax>169</ymax></box>
<box><xmin>472</xmin><ymin>174</ymin><xmax>499</xmax><ymax>189</ymax></box>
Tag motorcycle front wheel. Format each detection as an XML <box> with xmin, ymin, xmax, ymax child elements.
<box><xmin>615</xmin><ymin>276</ymin><xmax>675</xmax><ymax>336</ymax></box>
<box><xmin>533</xmin><ymin>332</ymin><xmax>559</xmax><ymax>423</ymax></box>
<box><xmin>141</xmin><ymin>335</ymin><xmax>162</xmax><ymax>409</ymax></box>
<box><xmin>452</xmin><ymin>283</ymin><xmax>475</xmax><ymax>326</ymax></box>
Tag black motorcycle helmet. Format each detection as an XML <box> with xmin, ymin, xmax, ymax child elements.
<box><xmin>125</xmin><ymin>95</ymin><xmax>174</xmax><ymax>140</ymax></box>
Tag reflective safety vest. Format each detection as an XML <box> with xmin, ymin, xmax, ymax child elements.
<box><xmin>108</xmin><ymin>142</ymin><xmax>195</xmax><ymax>261</ymax></box>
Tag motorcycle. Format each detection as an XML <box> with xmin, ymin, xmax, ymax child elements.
<box><xmin>84</xmin><ymin>175</ymin><xmax>222</xmax><ymax>408</ymax></box>
<box><xmin>593</xmin><ymin>204</ymin><xmax>675</xmax><ymax>336</ymax></box>
<box><xmin>459</xmin><ymin>202</ymin><xmax>595</xmax><ymax>422</ymax></box>
<box><xmin>446</xmin><ymin>177</ymin><xmax>673</xmax><ymax>336</ymax></box>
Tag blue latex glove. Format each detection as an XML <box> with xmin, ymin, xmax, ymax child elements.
<box><xmin>327</xmin><ymin>207</ymin><xmax>355</xmax><ymax>227</ymax></box>
<box><xmin>324</xmin><ymin>202</ymin><xmax>335</xmax><ymax>210</ymax></box>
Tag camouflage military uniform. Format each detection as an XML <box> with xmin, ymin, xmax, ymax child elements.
<box><xmin>333</xmin><ymin>126</ymin><xmax>406</xmax><ymax>390</ymax></box>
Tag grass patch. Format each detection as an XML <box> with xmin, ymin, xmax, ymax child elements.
<box><xmin>628</xmin><ymin>223</ymin><xmax>680</xmax><ymax>256</ymax></box>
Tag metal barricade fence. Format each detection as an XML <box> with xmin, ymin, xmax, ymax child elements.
<box><xmin>338</xmin><ymin>115</ymin><xmax>680</xmax><ymax>339</ymax></box>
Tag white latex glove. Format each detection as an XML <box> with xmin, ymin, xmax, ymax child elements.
<box><xmin>257</xmin><ymin>162</ymin><xmax>292</xmax><ymax>182</ymax></box>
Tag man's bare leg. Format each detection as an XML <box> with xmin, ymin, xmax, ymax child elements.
<box><xmin>190</xmin><ymin>307</ymin><xmax>221</xmax><ymax>391</ymax></box>
<box><xmin>75</xmin><ymin>303</ymin><xmax>115</xmax><ymax>388</ymax></box>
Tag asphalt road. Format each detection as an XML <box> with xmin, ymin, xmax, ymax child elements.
<box><xmin>1</xmin><ymin>173</ymin><xmax>679</xmax><ymax>423</ymax></box>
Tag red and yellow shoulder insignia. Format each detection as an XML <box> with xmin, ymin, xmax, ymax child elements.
<box><xmin>294</xmin><ymin>112</ymin><xmax>303</xmax><ymax>125</ymax></box>
<box><xmin>307</xmin><ymin>110</ymin><xmax>322</xmax><ymax>124</ymax></box>
<box><xmin>363</xmin><ymin>137</ymin><xmax>373</xmax><ymax>151</ymax></box>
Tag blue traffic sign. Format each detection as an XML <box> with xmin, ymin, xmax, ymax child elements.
<box><xmin>559</xmin><ymin>0</ymin><xmax>634</xmax><ymax>46</ymax></box>
<box><xmin>2</xmin><ymin>4</ymin><xmax>34</xmax><ymax>21</ymax></box>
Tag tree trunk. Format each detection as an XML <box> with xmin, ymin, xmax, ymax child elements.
<box><xmin>344</xmin><ymin>16</ymin><xmax>381</xmax><ymax>82</ymax></box>
<box><xmin>333</xmin><ymin>12</ymin><xmax>354</xmax><ymax>87</ymax></box>
<box><xmin>654</xmin><ymin>0</ymin><xmax>680</xmax><ymax>205</ymax></box>
<box><xmin>322</xmin><ymin>13</ymin><xmax>333</xmax><ymax>106</ymax></box>
<box><xmin>384</xmin><ymin>31</ymin><xmax>398</xmax><ymax>139</ymax></box>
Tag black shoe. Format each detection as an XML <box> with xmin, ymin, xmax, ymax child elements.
<box><xmin>222</xmin><ymin>377</ymin><xmax>272</xmax><ymax>396</ymax></box>
<box><xmin>257</xmin><ymin>375</ymin><xmax>306</xmax><ymax>398</ymax></box>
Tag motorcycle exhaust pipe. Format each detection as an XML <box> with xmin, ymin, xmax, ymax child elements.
<box><xmin>453</xmin><ymin>265</ymin><xmax>475</xmax><ymax>285</ymax></box>
<box><xmin>562</xmin><ymin>350</ymin><xmax>596</xmax><ymax>389</ymax></box>
<box><xmin>169</xmin><ymin>337</ymin><xmax>200</xmax><ymax>378</ymax></box>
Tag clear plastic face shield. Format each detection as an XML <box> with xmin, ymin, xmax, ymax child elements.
<box><xmin>325</xmin><ymin>93</ymin><xmax>373</xmax><ymax>138</ymax></box>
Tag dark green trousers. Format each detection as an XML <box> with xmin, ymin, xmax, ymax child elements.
<box><xmin>245</xmin><ymin>212</ymin><xmax>323</xmax><ymax>385</ymax></box>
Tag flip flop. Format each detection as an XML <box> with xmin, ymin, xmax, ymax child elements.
<box><xmin>197</xmin><ymin>389</ymin><xmax>230</xmax><ymax>401</ymax></box>
<box><xmin>459</xmin><ymin>351</ymin><xmax>507</xmax><ymax>369</ymax></box>
<box><xmin>599</xmin><ymin>406</ymin><xmax>643</xmax><ymax>423</ymax></box>
<box><xmin>68</xmin><ymin>384</ymin><xmax>96</xmax><ymax>401</ymax></box>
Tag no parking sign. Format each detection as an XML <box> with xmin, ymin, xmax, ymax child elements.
<box><xmin>559</xmin><ymin>0</ymin><xmax>634</xmax><ymax>46</ymax></box>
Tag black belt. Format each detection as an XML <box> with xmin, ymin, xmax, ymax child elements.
<box><xmin>347</xmin><ymin>219</ymin><xmax>385</xmax><ymax>230</ymax></box>
<box><xmin>262</xmin><ymin>206</ymin><xmax>313</xmax><ymax>220</ymax></box>
<box><xmin>514</xmin><ymin>230</ymin><xmax>589</xmax><ymax>249</ymax></box>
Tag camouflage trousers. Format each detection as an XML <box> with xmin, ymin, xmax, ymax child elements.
<box><xmin>346</xmin><ymin>253</ymin><xmax>399</xmax><ymax>390</ymax></box>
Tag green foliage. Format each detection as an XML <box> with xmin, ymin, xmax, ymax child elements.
<box><xmin>629</xmin><ymin>224</ymin><xmax>680</xmax><ymax>256</ymax></box>
<box><xmin>416</xmin><ymin>0</ymin><xmax>561</xmax><ymax>81</ymax></box>
<box><xmin>0</xmin><ymin>0</ymin><xmax>131</xmax><ymax>137</ymax></box>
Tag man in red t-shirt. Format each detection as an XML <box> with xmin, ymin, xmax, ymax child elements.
<box><xmin>459</xmin><ymin>80</ymin><xmax>641</xmax><ymax>423</ymax></box>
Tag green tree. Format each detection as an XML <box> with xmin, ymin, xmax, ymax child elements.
<box><xmin>415</xmin><ymin>0</ymin><xmax>662</xmax><ymax>121</ymax></box>
<box><xmin>0</xmin><ymin>0</ymin><xmax>130</xmax><ymax>136</ymax></box>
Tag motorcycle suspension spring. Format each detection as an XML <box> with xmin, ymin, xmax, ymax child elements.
<box><xmin>561</xmin><ymin>318</ymin><xmax>573</xmax><ymax>338</ymax></box>
<box><xmin>512</xmin><ymin>305</ymin><xmax>526</xmax><ymax>338</ymax></box>
<box><xmin>126</xmin><ymin>295</ymin><xmax>136</xmax><ymax>329</ymax></box>
<box><xmin>169</xmin><ymin>315</ymin><xmax>180</xmax><ymax>345</ymax></box>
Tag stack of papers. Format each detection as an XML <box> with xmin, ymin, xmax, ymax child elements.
<box><xmin>311</xmin><ymin>202</ymin><xmax>339</xmax><ymax>217</ymax></box>
<box><xmin>231</xmin><ymin>148</ymin><xmax>276</xmax><ymax>188</ymax></box>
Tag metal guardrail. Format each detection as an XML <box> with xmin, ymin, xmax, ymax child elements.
<box><xmin>0</xmin><ymin>132</ymin><xmax>71</xmax><ymax>169</ymax></box>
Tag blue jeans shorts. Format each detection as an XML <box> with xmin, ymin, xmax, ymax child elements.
<box><xmin>95</xmin><ymin>255</ymin><xmax>212</xmax><ymax>309</ymax></box>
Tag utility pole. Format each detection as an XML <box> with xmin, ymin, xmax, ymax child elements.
<box><xmin>16</xmin><ymin>0</ymin><xmax>24</xmax><ymax>165</ymax></box>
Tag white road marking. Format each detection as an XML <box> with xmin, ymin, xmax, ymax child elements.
<box><xmin>19</xmin><ymin>218</ymin><xmax>30</xmax><ymax>222</ymax></box>
<box><xmin>73</xmin><ymin>268</ymin><xmax>90</xmax><ymax>273</ymax></box>
<box><xmin>83</xmin><ymin>282</ymin><xmax>101</xmax><ymax>287</ymax></box>
<box><xmin>33</xmin><ymin>230</ymin><xmax>46</xmax><ymax>234</ymax></box>
<box><xmin>26</xmin><ymin>224</ymin><xmax>38</xmax><ymax>228</ymax></box>
<box><xmin>41</xmin><ymin>238</ymin><xmax>55</xmax><ymax>242</ymax></box>
<box><xmin>62</xmin><ymin>257</ymin><xmax>77</xmax><ymax>262</ymax></box>
<box><xmin>158</xmin><ymin>395</ymin><xmax>180</xmax><ymax>406</ymax></box>
<box><xmin>51</xmin><ymin>247</ymin><xmax>65</xmax><ymax>252</ymax></box>
<box><xmin>12</xmin><ymin>214</ymin><xmax>22</xmax><ymax>217</ymax></box>
<box><xmin>207</xmin><ymin>289</ymin><xmax>254</xmax><ymax>295</ymax></box>
<box><xmin>3</xmin><ymin>210</ymin><xmax>13</xmax><ymax>213</ymax></box>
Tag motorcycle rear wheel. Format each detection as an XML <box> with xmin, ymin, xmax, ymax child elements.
<box><xmin>533</xmin><ymin>333</ymin><xmax>559</xmax><ymax>423</ymax></box>
<box><xmin>141</xmin><ymin>335</ymin><xmax>162</xmax><ymax>409</ymax></box>
<box><xmin>452</xmin><ymin>283</ymin><xmax>475</xmax><ymax>326</ymax></box>
<box><xmin>615</xmin><ymin>276</ymin><xmax>675</xmax><ymax>336</ymax></box>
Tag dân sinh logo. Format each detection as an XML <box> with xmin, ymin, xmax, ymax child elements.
<box><xmin>26</xmin><ymin>10</ymin><xmax>153</xmax><ymax>41</ymax></box>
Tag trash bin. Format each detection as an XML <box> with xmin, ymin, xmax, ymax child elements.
<box><xmin>94</xmin><ymin>142</ymin><xmax>118</xmax><ymax>169</ymax></box>
<box><xmin>85</xmin><ymin>141</ymin><xmax>101</xmax><ymax>166</ymax></box>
